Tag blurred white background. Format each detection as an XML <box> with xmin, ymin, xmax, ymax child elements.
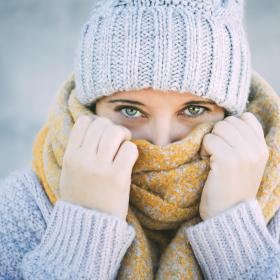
<box><xmin>0</xmin><ymin>0</ymin><xmax>280</xmax><ymax>178</ymax></box>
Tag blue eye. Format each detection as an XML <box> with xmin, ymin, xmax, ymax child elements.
<box><xmin>181</xmin><ymin>105</ymin><xmax>209</xmax><ymax>117</ymax></box>
<box><xmin>115</xmin><ymin>106</ymin><xmax>143</xmax><ymax>119</ymax></box>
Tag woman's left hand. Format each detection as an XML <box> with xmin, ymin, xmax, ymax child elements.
<box><xmin>199</xmin><ymin>112</ymin><xmax>270</xmax><ymax>221</ymax></box>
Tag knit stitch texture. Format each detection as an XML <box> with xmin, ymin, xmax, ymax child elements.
<box><xmin>74</xmin><ymin>0</ymin><xmax>251</xmax><ymax>115</ymax></box>
<box><xmin>29</xmin><ymin>70</ymin><xmax>280</xmax><ymax>279</ymax></box>
<box><xmin>1</xmin><ymin>166</ymin><xmax>280</xmax><ymax>279</ymax></box>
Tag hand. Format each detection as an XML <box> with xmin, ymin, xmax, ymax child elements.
<box><xmin>59</xmin><ymin>115</ymin><xmax>139</xmax><ymax>220</ymax></box>
<box><xmin>199</xmin><ymin>112</ymin><xmax>269</xmax><ymax>221</ymax></box>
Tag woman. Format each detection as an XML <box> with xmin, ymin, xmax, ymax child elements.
<box><xmin>1</xmin><ymin>0</ymin><xmax>280</xmax><ymax>279</ymax></box>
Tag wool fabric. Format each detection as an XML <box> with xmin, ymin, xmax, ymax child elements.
<box><xmin>74</xmin><ymin>0</ymin><xmax>251</xmax><ymax>116</ymax></box>
<box><xmin>31</xmin><ymin>70</ymin><xmax>280</xmax><ymax>279</ymax></box>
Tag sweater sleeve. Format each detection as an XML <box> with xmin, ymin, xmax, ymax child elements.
<box><xmin>185</xmin><ymin>199</ymin><xmax>280</xmax><ymax>280</ymax></box>
<box><xmin>0</xmin><ymin>168</ymin><xmax>135</xmax><ymax>280</ymax></box>
<box><xmin>21</xmin><ymin>200</ymin><xmax>136</xmax><ymax>279</ymax></box>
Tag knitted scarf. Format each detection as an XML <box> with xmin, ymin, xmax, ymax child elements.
<box><xmin>32</xmin><ymin>70</ymin><xmax>280</xmax><ymax>279</ymax></box>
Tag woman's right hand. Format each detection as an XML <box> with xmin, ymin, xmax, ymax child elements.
<box><xmin>59</xmin><ymin>115</ymin><xmax>139</xmax><ymax>220</ymax></box>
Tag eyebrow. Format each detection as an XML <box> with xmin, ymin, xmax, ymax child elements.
<box><xmin>183</xmin><ymin>100</ymin><xmax>216</xmax><ymax>106</ymax></box>
<box><xmin>107</xmin><ymin>99</ymin><xmax>216</xmax><ymax>106</ymax></box>
<box><xmin>108</xmin><ymin>99</ymin><xmax>145</xmax><ymax>106</ymax></box>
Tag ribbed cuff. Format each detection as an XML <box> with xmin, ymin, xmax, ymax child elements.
<box><xmin>185</xmin><ymin>199</ymin><xmax>280</xmax><ymax>280</ymax></box>
<box><xmin>22</xmin><ymin>200</ymin><xmax>135</xmax><ymax>279</ymax></box>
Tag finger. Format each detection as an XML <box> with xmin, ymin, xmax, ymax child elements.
<box><xmin>240</xmin><ymin>112</ymin><xmax>265</xmax><ymax>140</ymax></box>
<box><xmin>211</xmin><ymin>120</ymin><xmax>243</xmax><ymax>148</ymax></box>
<box><xmin>224</xmin><ymin>115</ymin><xmax>259</xmax><ymax>145</ymax></box>
<box><xmin>81</xmin><ymin>116</ymin><xmax>112</xmax><ymax>155</ymax></box>
<box><xmin>201</xmin><ymin>133</ymin><xmax>232</xmax><ymax>160</ymax></box>
<box><xmin>97</xmin><ymin>125</ymin><xmax>132</xmax><ymax>162</ymax></box>
<box><xmin>113</xmin><ymin>141</ymin><xmax>139</xmax><ymax>172</ymax></box>
<box><xmin>66</xmin><ymin>115</ymin><xmax>93</xmax><ymax>152</ymax></box>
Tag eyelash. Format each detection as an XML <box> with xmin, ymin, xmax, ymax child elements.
<box><xmin>114</xmin><ymin>106</ymin><xmax>146</xmax><ymax>119</ymax></box>
<box><xmin>114</xmin><ymin>105</ymin><xmax>210</xmax><ymax>119</ymax></box>
<box><xmin>179</xmin><ymin>105</ymin><xmax>210</xmax><ymax>118</ymax></box>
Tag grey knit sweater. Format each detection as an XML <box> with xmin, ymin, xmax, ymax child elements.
<box><xmin>1</xmin><ymin>166</ymin><xmax>280</xmax><ymax>279</ymax></box>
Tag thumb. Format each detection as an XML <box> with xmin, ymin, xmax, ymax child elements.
<box><xmin>200</xmin><ymin>135</ymin><xmax>210</xmax><ymax>160</ymax></box>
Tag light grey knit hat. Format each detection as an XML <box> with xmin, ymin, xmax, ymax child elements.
<box><xmin>74</xmin><ymin>0</ymin><xmax>251</xmax><ymax>116</ymax></box>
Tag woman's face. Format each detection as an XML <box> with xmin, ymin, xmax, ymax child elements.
<box><xmin>94</xmin><ymin>88</ymin><xmax>225</xmax><ymax>146</ymax></box>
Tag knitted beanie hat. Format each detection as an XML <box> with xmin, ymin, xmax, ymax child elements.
<box><xmin>74</xmin><ymin>0</ymin><xmax>251</xmax><ymax>116</ymax></box>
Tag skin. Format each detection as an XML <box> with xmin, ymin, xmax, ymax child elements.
<box><xmin>60</xmin><ymin>87</ymin><xmax>268</xmax><ymax>221</ymax></box>
<box><xmin>93</xmin><ymin>87</ymin><xmax>226</xmax><ymax>146</ymax></box>
<box><xmin>93</xmin><ymin>87</ymin><xmax>268</xmax><ymax>219</ymax></box>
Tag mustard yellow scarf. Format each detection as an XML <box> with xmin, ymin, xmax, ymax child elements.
<box><xmin>32</xmin><ymin>70</ymin><xmax>280</xmax><ymax>279</ymax></box>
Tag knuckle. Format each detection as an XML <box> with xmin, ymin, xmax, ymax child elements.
<box><xmin>103</xmin><ymin>125</ymin><xmax>123</xmax><ymax>140</ymax></box>
<box><xmin>132</xmin><ymin>143</ymin><xmax>139</xmax><ymax>155</ymax></box>
<box><xmin>110</xmin><ymin>125</ymin><xmax>132</xmax><ymax>140</ymax></box>
<box><xmin>213</xmin><ymin>121</ymin><xmax>227</xmax><ymax>133</ymax></box>
<box><xmin>242</xmin><ymin>113</ymin><xmax>263</xmax><ymax>131</ymax></box>
<box><xmin>244</xmin><ymin>112</ymin><xmax>258</xmax><ymax>124</ymax></box>
<box><xmin>129</xmin><ymin>142</ymin><xmax>139</xmax><ymax>157</ymax></box>
<box><xmin>243</xmin><ymin>112</ymin><xmax>257</xmax><ymax>123</ymax></box>
<box><xmin>242</xmin><ymin>112</ymin><xmax>255</xmax><ymax>118</ymax></box>
<box><xmin>124</xmin><ymin>140</ymin><xmax>137</xmax><ymax>151</ymax></box>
